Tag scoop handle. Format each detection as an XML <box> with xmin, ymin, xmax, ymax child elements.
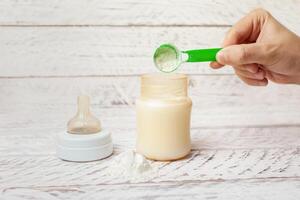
<box><xmin>183</xmin><ymin>48</ymin><xmax>222</xmax><ymax>62</ymax></box>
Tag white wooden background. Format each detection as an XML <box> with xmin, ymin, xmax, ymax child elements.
<box><xmin>0</xmin><ymin>0</ymin><xmax>300</xmax><ymax>199</ymax></box>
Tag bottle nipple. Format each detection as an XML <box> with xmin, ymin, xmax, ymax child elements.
<box><xmin>67</xmin><ymin>95</ymin><xmax>101</xmax><ymax>134</ymax></box>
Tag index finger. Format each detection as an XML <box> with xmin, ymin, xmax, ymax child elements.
<box><xmin>223</xmin><ymin>9</ymin><xmax>269</xmax><ymax>47</ymax></box>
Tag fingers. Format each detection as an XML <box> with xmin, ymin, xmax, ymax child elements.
<box><xmin>235</xmin><ymin>69</ymin><xmax>268</xmax><ymax>86</ymax></box>
<box><xmin>211</xmin><ymin>9</ymin><xmax>271</xmax><ymax>71</ymax></box>
<box><xmin>210</xmin><ymin>61</ymin><xmax>224</xmax><ymax>69</ymax></box>
<box><xmin>216</xmin><ymin>43</ymin><xmax>276</xmax><ymax>66</ymax></box>
<box><xmin>210</xmin><ymin>62</ymin><xmax>260</xmax><ymax>75</ymax></box>
<box><xmin>238</xmin><ymin>75</ymin><xmax>268</xmax><ymax>86</ymax></box>
<box><xmin>222</xmin><ymin>8</ymin><xmax>269</xmax><ymax>47</ymax></box>
<box><xmin>234</xmin><ymin>65</ymin><xmax>268</xmax><ymax>86</ymax></box>
<box><xmin>210</xmin><ymin>9</ymin><xmax>270</xmax><ymax>71</ymax></box>
<box><xmin>234</xmin><ymin>63</ymin><xmax>259</xmax><ymax>73</ymax></box>
<box><xmin>265</xmin><ymin>70</ymin><xmax>300</xmax><ymax>84</ymax></box>
<box><xmin>235</xmin><ymin>67</ymin><xmax>265</xmax><ymax>80</ymax></box>
<box><xmin>217</xmin><ymin>44</ymin><xmax>257</xmax><ymax>65</ymax></box>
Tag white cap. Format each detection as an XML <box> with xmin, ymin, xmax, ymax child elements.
<box><xmin>56</xmin><ymin>130</ymin><xmax>113</xmax><ymax>162</ymax></box>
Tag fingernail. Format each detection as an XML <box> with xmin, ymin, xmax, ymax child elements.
<box><xmin>259</xmin><ymin>81</ymin><xmax>267</xmax><ymax>86</ymax></box>
<box><xmin>210</xmin><ymin>61</ymin><xmax>218</xmax><ymax>68</ymax></box>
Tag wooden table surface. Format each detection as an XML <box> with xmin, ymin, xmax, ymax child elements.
<box><xmin>1</xmin><ymin>1</ymin><xmax>300</xmax><ymax>199</ymax></box>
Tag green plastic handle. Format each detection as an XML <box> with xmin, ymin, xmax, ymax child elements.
<box><xmin>183</xmin><ymin>48</ymin><xmax>222</xmax><ymax>62</ymax></box>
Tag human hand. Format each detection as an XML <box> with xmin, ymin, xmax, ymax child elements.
<box><xmin>210</xmin><ymin>9</ymin><xmax>300</xmax><ymax>86</ymax></box>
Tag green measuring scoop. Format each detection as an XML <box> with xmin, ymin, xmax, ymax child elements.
<box><xmin>153</xmin><ymin>43</ymin><xmax>222</xmax><ymax>73</ymax></box>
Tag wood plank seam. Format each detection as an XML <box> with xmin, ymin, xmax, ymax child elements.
<box><xmin>0</xmin><ymin>74</ymin><xmax>237</xmax><ymax>79</ymax></box>
<box><xmin>0</xmin><ymin>24</ymin><xmax>233</xmax><ymax>28</ymax></box>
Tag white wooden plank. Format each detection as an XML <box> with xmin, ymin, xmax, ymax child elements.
<box><xmin>0</xmin><ymin>76</ymin><xmax>300</xmax><ymax>131</ymax></box>
<box><xmin>0</xmin><ymin>148</ymin><xmax>299</xmax><ymax>187</ymax></box>
<box><xmin>0</xmin><ymin>26</ymin><xmax>233</xmax><ymax>77</ymax></box>
<box><xmin>0</xmin><ymin>0</ymin><xmax>299</xmax><ymax>30</ymax></box>
<box><xmin>2</xmin><ymin>25</ymin><xmax>299</xmax><ymax>77</ymax></box>
<box><xmin>1</xmin><ymin>125</ymin><xmax>300</xmax><ymax>196</ymax></box>
<box><xmin>1</xmin><ymin>127</ymin><xmax>300</xmax><ymax>156</ymax></box>
<box><xmin>1</xmin><ymin>178</ymin><xmax>300</xmax><ymax>200</ymax></box>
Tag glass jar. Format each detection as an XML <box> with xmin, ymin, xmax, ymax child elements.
<box><xmin>136</xmin><ymin>74</ymin><xmax>192</xmax><ymax>161</ymax></box>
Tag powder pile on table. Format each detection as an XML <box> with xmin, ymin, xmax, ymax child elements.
<box><xmin>107</xmin><ymin>150</ymin><xmax>156</xmax><ymax>181</ymax></box>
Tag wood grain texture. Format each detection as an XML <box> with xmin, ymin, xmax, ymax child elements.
<box><xmin>2</xmin><ymin>127</ymin><xmax>300</xmax><ymax>156</ymax></box>
<box><xmin>1</xmin><ymin>126</ymin><xmax>300</xmax><ymax>198</ymax></box>
<box><xmin>0</xmin><ymin>0</ymin><xmax>299</xmax><ymax>30</ymax></box>
<box><xmin>2</xmin><ymin>178</ymin><xmax>300</xmax><ymax>200</ymax></box>
<box><xmin>0</xmin><ymin>26</ymin><xmax>232</xmax><ymax>77</ymax></box>
<box><xmin>1</xmin><ymin>147</ymin><xmax>299</xmax><ymax>187</ymax></box>
<box><xmin>1</xmin><ymin>1</ymin><xmax>300</xmax><ymax>198</ymax></box>
<box><xmin>1</xmin><ymin>76</ymin><xmax>300</xmax><ymax>131</ymax></box>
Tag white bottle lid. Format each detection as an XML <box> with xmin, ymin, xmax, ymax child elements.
<box><xmin>56</xmin><ymin>130</ymin><xmax>113</xmax><ymax>162</ymax></box>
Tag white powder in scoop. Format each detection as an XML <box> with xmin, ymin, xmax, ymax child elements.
<box><xmin>107</xmin><ymin>150</ymin><xmax>156</xmax><ymax>181</ymax></box>
<box><xmin>155</xmin><ymin>51</ymin><xmax>178</xmax><ymax>72</ymax></box>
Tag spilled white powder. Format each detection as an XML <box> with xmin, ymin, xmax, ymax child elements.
<box><xmin>107</xmin><ymin>150</ymin><xmax>156</xmax><ymax>181</ymax></box>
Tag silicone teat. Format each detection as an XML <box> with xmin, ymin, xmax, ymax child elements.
<box><xmin>67</xmin><ymin>95</ymin><xmax>101</xmax><ymax>134</ymax></box>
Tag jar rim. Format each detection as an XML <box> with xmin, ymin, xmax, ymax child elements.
<box><xmin>140</xmin><ymin>73</ymin><xmax>188</xmax><ymax>98</ymax></box>
<box><xmin>141</xmin><ymin>73</ymin><xmax>187</xmax><ymax>81</ymax></box>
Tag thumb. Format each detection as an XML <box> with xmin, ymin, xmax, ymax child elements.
<box><xmin>216</xmin><ymin>43</ymin><xmax>270</xmax><ymax>66</ymax></box>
